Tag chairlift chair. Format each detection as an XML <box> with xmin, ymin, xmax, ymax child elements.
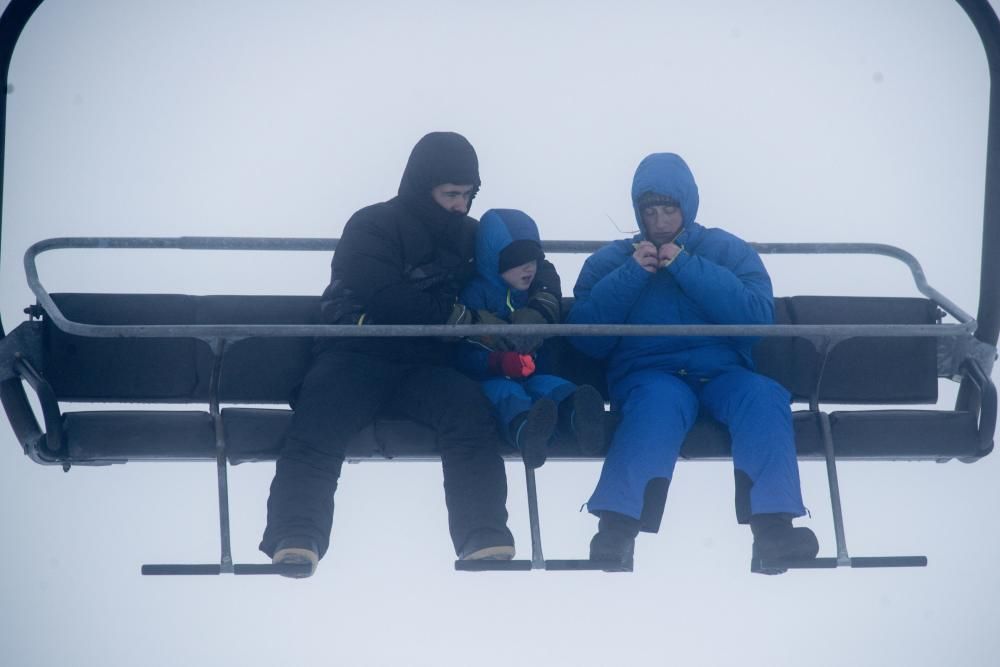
<box><xmin>0</xmin><ymin>0</ymin><xmax>997</xmax><ymax>576</ymax></box>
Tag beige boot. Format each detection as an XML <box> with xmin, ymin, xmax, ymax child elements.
<box><xmin>273</xmin><ymin>540</ymin><xmax>319</xmax><ymax>578</ymax></box>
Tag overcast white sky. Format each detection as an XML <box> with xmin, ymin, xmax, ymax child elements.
<box><xmin>1</xmin><ymin>1</ymin><xmax>999</xmax><ymax>666</ymax></box>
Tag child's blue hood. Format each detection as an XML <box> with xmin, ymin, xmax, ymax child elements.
<box><xmin>631</xmin><ymin>153</ymin><xmax>700</xmax><ymax>240</ymax></box>
<box><xmin>476</xmin><ymin>208</ymin><xmax>542</xmax><ymax>287</ymax></box>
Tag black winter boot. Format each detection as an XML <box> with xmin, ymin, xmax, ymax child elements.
<box><xmin>559</xmin><ymin>385</ymin><xmax>607</xmax><ymax>455</ymax></box>
<box><xmin>510</xmin><ymin>398</ymin><xmax>557</xmax><ymax>469</ymax></box>
<box><xmin>750</xmin><ymin>513</ymin><xmax>819</xmax><ymax>575</ymax></box>
<box><xmin>589</xmin><ymin>511</ymin><xmax>640</xmax><ymax>572</ymax></box>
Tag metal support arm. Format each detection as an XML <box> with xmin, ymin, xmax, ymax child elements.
<box><xmin>756</xmin><ymin>337</ymin><xmax>928</xmax><ymax>572</ymax></box>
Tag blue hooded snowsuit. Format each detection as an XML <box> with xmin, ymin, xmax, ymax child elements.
<box><xmin>568</xmin><ymin>153</ymin><xmax>806</xmax><ymax>522</ymax></box>
<box><xmin>458</xmin><ymin>209</ymin><xmax>575</xmax><ymax>435</ymax></box>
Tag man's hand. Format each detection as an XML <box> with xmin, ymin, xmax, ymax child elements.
<box><xmin>475</xmin><ymin>310</ymin><xmax>518</xmax><ymax>351</ymax></box>
<box><xmin>632</xmin><ymin>241</ymin><xmax>659</xmax><ymax>273</ymax></box>
<box><xmin>487</xmin><ymin>351</ymin><xmax>536</xmax><ymax>378</ymax></box>
<box><xmin>473</xmin><ymin>310</ymin><xmax>519</xmax><ymax>351</ymax></box>
<box><xmin>521</xmin><ymin>291</ymin><xmax>560</xmax><ymax>324</ymax></box>
<box><xmin>508</xmin><ymin>302</ymin><xmax>554</xmax><ymax>353</ymax></box>
<box><xmin>658</xmin><ymin>242</ymin><xmax>682</xmax><ymax>267</ymax></box>
<box><xmin>446</xmin><ymin>305</ymin><xmax>516</xmax><ymax>349</ymax></box>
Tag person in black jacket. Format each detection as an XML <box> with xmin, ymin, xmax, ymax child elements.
<box><xmin>260</xmin><ymin>132</ymin><xmax>560</xmax><ymax>577</ymax></box>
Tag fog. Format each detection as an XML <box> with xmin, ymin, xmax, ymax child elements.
<box><xmin>1</xmin><ymin>2</ymin><xmax>998</xmax><ymax>666</ymax></box>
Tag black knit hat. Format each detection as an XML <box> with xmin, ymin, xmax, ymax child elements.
<box><xmin>637</xmin><ymin>191</ymin><xmax>679</xmax><ymax>210</ymax></box>
<box><xmin>499</xmin><ymin>239</ymin><xmax>544</xmax><ymax>273</ymax></box>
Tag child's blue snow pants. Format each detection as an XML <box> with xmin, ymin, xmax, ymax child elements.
<box><xmin>482</xmin><ymin>374</ymin><xmax>576</xmax><ymax>431</ymax></box>
<box><xmin>588</xmin><ymin>367</ymin><xmax>806</xmax><ymax>520</ymax></box>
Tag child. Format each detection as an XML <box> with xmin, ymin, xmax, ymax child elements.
<box><xmin>458</xmin><ymin>208</ymin><xmax>605</xmax><ymax>468</ymax></box>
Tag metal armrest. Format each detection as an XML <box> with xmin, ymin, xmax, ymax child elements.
<box><xmin>963</xmin><ymin>358</ymin><xmax>997</xmax><ymax>454</ymax></box>
<box><xmin>13</xmin><ymin>357</ymin><xmax>65</xmax><ymax>457</ymax></box>
<box><xmin>0</xmin><ymin>377</ymin><xmax>43</xmax><ymax>457</ymax></box>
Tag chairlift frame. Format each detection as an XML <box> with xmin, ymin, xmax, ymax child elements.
<box><xmin>0</xmin><ymin>0</ymin><xmax>998</xmax><ymax>576</ymax></box>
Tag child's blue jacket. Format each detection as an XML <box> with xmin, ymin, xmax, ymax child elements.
<box><xmin>458</xmin><ymin>208</ymin><xmax>555</xmax><ymax>378</ymax></box>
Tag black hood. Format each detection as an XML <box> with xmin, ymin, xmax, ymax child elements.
<box><xmin>398</xmin><ymin>132</ymin><xmax>481</xmax><ymax>225</ymax></box>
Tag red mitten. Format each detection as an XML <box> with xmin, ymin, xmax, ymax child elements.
<box><xmin>487</xmin><ymin>352</ymin><xmax>536</xmax><ymax>378</ymax></box>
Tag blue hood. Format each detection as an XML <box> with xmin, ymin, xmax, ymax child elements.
<box><xmin>476</xmin><ymin>209</ymin><xmax>542</xmax><ymax>288</ymax></box>
<box><xmin>631</xmin><ymin>153</ymin><xmax>700</xmax><ymax>239</ymax></box>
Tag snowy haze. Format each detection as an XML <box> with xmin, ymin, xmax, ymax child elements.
<box><xmin>1</xmin><ymin>1</ymin><xmax>998</xmax><ymax>666</ymax></box>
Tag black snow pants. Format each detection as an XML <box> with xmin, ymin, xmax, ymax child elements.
<box><xmin>259</xmin><ymin>344</ymin><xmax>511</xmax><ymax>559</ymax></box>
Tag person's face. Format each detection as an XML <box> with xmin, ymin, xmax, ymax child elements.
<box><xmin>640</xmin><ymin>203</ymin><xmax>684</xmax><ymax>247</ymax></box>
<box><xmin>500</xmin><ymin>260</ymin><xmax>538</xmax><ymax>291</ymax></box>
<box><xmin>430</xmin><ymin>183</ymin><xmax>476</xmax><ymax>214</ymax></box>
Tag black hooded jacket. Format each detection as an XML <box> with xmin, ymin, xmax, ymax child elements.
<box><xmin>319</xmin><ymin>132</ymin><xmax>560</xmax><ymax>362</ymax></box>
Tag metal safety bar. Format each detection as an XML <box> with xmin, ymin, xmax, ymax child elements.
<box><xmin>21</xmin><ymin>237</ymin><xmax>978</xmax><ymax>341</ymax></box>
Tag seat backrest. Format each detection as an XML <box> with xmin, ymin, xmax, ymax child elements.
<box><xmin>43</xmin><ymin>294</ymin><xmax>317</xmax><ymax>403</ymax></box>
<box><xmin>556</xmin><ymin>295</ymin><xmax>941</xmax><ymax>405</ymax></box>
<box><xmin>754</xmin><ymin>296</ymin><xmax>940</xmax><ymax>404</ymax></box>
<box><xmin>197</xmin><ymin>295</ymin><xmax>318</xmax><ymax>403</ymax></box>
<box><xmin>44</xmin><ymin>294</ymin><xmax>206</xmax><ymax>401</ymax></box>
<box><xmin>41</xmin><ymin>292</ymin><xmax>941</xmax><ymax>406</ymax></box>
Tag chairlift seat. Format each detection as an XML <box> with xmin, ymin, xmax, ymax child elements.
<box><xmin>10</xmin><ymin>291</ymin><xmax>991</xmax><ymax>466</ymax></box>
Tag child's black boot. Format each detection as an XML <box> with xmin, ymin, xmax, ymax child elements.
<box><xmin>559</xmin><ymin>385</ymin><xmax>607</xmax><ymax>456</ymax></box>
<box><xmin>510</xmin><ymin>398</ymin><xmax>557</xmax><ymax>469</ymax></box>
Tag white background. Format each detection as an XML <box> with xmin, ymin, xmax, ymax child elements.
<box><xmin>1</xmin><ymin>1</ymin><xmax>999</xmax><ymax>666</ymax></box>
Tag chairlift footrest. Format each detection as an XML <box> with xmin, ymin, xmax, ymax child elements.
<box><xmin>142</xmin><ymin>563</ymin><xmax>223</xmax><ymax>575</ymax></box>
<box><xmin>753</xmin><ymin>557</ymin><xmax>838</xmax><ymax>573</ymax></box>
<box><xmin>753</xmin><ymin>554</ymin><xmax>928</xmax><ymax>573</ymax></box>
<box><xmin>544</xmin><ymin>559</ymin><xmax>633</xmax><ymax>572</ymax></box>
<box><xmin>233</xmin><ymin>563</ymin><xmax>314</xmax><ymax>575</ymax></box>
<box><xmin>454</xmin><ymin>559</ymin><xmax>532</xmax><ymax>572</ymax></box>
<box><xmin>847</xmin><ymin>555</ymin><xmax>928</xmax><ymax>568</ymax></box>
<box><xmin>453</xmin><ymin>558</ymin><xmax>632</xmax><ymax>572</ymax></box>
<box><xmin>142</xmin><ymin>562</ymin><xmax>313</xmax><ymax>576</ymax></box>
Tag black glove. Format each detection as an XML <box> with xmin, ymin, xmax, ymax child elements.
<box><xmin>320</xmin><ymin>279</ymin><xmax>366</xmax><ymax>324</ymax></box>
<box><xmin>445</xmin><ymin>304</ymin><xmax>517</xmax><ymax>351</ymax></box>
<box><xmin>505</xmin><ymin>291</ymin><xmax>560</xmax><ymax>353</ymax></box>
<box><xmin>507</xmin><ymin>308</ymin><xmax>547</xmax><ymax>353</ymax></box>
<box><xmin>474</xmin><ymin>310</ymin><xmax>519</xmax><ymax>352</ymax></box>
<box><xmin>523</xmin><ymin>291</ymin><xmax>561</xmax><ymax>324</ymax></box>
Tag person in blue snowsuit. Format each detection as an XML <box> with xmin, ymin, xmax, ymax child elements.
<box><xmin>568</xmin><ymin>153</ymin><xmax>819</xmax><ymax>574</ymax></box>
<box><xmin>457</xmin><ymin>208</ymin><xmax>606</xmax><ymax>469</ymax></box>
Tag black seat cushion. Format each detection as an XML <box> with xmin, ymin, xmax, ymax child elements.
<box><xmin>829</xmin><ymin>410</ymin><xmax>982</xmax><ymax>459</ymax></box>
<box><xmin>64</xmin><ymin>410</ymin><xmax>216</xmax><ymax>462</ymax></box>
